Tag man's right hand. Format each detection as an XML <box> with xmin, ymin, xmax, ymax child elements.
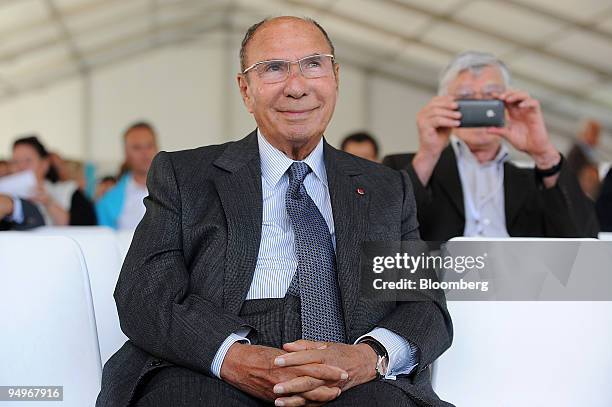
<box><xmin>220</xmin><ymin>343</ymin><xmax>348</xmax><ymax>405</ymax></box>
<box><xmin>413</xmin><ymin>96</ymin><xmax>461</xmax><ymax>186</ymax></box>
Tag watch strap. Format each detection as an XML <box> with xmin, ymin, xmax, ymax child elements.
<box><xmin>535</xmin><ymin>153</ymin><xmax>563</xmax><ymax>179</ymax></box>
<box><xmin>360</xmin><ymin>338</ymin><xmax>389</xmax><ymax>379</ymax></box>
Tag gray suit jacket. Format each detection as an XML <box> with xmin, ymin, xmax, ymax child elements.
<box><xmin>97</xmin><ymin>130</ymin><xmax>453</xmax><ymax>407</ymax></box>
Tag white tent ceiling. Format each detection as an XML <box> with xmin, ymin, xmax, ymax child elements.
<box><xmin>1</xmin><ymin>0</ymin><xmax>611</xmax><ymax>131</ymax></box>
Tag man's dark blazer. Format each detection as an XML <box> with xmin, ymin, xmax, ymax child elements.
<box><xmin>0</xmin><ymin>198</ymin><xmax>45</xmax><ymax>231</ymax></box>
<box><xmin>97</xmin><ymin>130</ymin><xmax>454</xmax><ymax>407</ymax></box>
<box><xmin>596</xmin><ymin>169</ymin><xmax>612</xmax><ymax>232</ymax></box>
<box><xmin>383</xmin><ymin>146</ymin><xmax>599</xmax><ymax>242</ymax></box>
<box><xmin>566</xmin><ymin>142</ymin><xmax>590</xmax><ymax>175</ymax></box>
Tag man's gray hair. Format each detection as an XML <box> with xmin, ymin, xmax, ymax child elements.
<box><xmin>438</xmin><ymin>51</ymin><xmax>511</xmax><ymax>95</ymax></box>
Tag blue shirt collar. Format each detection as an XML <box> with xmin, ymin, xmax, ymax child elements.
<box><xmin>257</xmin><ymin>129</ymin><xmax>328</xmax><ymax>188</ymax></box>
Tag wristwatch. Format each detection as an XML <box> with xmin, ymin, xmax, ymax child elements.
<box><xmin>535</xmin><ymin>153</ymin><xmax>564</xmax><ymax>180</ymax></box>
<box><xmin>360</xmin><ymin>338</ymin><xmax>389</xmax><ymax>380</ymax></box>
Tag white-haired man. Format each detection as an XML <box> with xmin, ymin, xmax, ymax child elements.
<box><xmin>384</xmin><ymin>51</ymin><xmax>598</xmax><ymax>241</ymax></box>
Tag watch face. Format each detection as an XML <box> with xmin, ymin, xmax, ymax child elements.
<box><xmin>377</xmin><ymin>355</ymin><xmax>389</xmax><ymax>376</ymax></box>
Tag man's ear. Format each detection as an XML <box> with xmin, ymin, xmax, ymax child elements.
<box><xmin>237</xmin><ymin>74</ymin><xmax>254</xmax><ymax>114</ymax></box>
<box><xmin>334</xmin><ymin>63</ymin><xmax>340</xmax><ymax>90</ymax></box>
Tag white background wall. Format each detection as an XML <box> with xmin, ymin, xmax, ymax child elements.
<box><xmin>89</xmin><ymin>34</ymin><xmax>228</xmax><ymax>167</ymax></box>
<box><xmin>0</xmin><ymin>78</ymin><xmax>84</xmax><ymax>158</ymax></box>
<box><xmin>0</xmin><ymin>29</ymin><xmax>605</xmax><ymax>174</ymax></box>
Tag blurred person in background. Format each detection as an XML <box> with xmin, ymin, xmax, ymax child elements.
<box><xmin>566</xmin><ymin>119</ymin><xmax>601</xmax><ymax>175</ymax></box>
<box><xmin>596</xmin><ymin>169</ymin><xmax>612</xmax><ymax>232</ymax></box>
<box><xmin>95</xmin><ymin>175</ymin><xmax>117</xmax><ymax>201</ymax></box>
<box><xmin>11</xmin><ymin>136</ymin><xmax>97</xmax><ymax>226</ymax></box>
<box><xmin>116</xmin><ymin>161</ymin><xmax>131</xmax><ymax>180</ymax></box>
<box><xmin>46</xmin><ymin>152</ymin><xmax>88</xmax><ymax>190</ymax></box>
<box><xmin>577</xmin><ymin>163</ymin><xmax>600</xmax><ymax>201</ymax></box>
<box><xmin>567</xmin><ymin>119</ymin><xmax>602</xmax><ymax>198</ymax></box>
<box><xmin>96</xmin><ymin>121</ymin><xmax>158</xmax><ymax>230</ymax></box>
<box><xmin>0</xmin><ymin>159</ymin><xmax>12</xmax><ymax>177</ymax></box>
<box><xmin>1</xmin><ymin>156</ymin><xmax>44</xmax><ymax>230</ymax></box>
<box><xmin>340</xmin><ymin>131</ymin><xmax>380</xmax><ymax>162</ymax></box>
<box><xmin>0</xmin><ymin>193</ymin><xmax>45</xmax><ymax>230</ymax></box>
<box><xmin>384</xmin><ymin>51</ymin><xmax>598</xmax><ymax>241</ymax></box>
<box><xmin>63</xmin><ymin>159</ymin><xmax>88</xmax><ymax>191</ymax></box>
<box><xmin>48</xmin><ymin>152</ymin><xmax>70</xmax><ymax>182</ymax></box>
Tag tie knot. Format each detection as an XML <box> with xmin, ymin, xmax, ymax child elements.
<box><xmin>288</xmin><ymin>161</ymin><xmax>311</xmax><ymax>187</ymax></box>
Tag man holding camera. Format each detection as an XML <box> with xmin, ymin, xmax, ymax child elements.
<box><xmin>385</xmin><ymin>51</ymin><xmax>598</xmax><ymax>241</ymax></box>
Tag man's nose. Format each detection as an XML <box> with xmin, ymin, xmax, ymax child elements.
<box><xmin>283</xmin><ymin>64</ymin><xmax>308</xmax><ymax>98</ymax></box>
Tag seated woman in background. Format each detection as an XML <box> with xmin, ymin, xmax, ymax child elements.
<box><xmin>12</xmin><ymin>136</ymin><xmax>97</xmax><ymax>226</ymax></box>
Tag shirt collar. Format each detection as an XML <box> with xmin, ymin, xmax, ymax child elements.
<box><xmin>257</xmin><ymin>129</ymin><xmax>328</xmax><ymax>188</ymax></box>
<box><xmin>450</xmin><ymin>134</ymin><xmax>509</xmax><ymax>167</ymax></box>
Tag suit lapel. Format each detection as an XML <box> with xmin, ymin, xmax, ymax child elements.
<box><xmin>324</xmin><ymin>143</ymin><xmax>369</xmax><ymax>335</ymax></box>
<box><xmin>503</xmin><ymin>162</ymin><xmax>530</xmax><ymax>232</ymax></box>
<box><xmin>214</xmin><ymin>130</ymin><xmax>263</xmax><ymax>315</ymax></box>
<box><xmin>435</xmin><ymin>146</ymin><xmax>465</xmax><ymax>219</ymax></box>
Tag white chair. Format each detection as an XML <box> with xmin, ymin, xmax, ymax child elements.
<box><xmin>433</xmin><ymin>237</ymin><xmax>612</xmax><ymax>406</ymax></box>
<box><xmin>115</xmin><ymin>228</ymin><xmax>135</xmax><ymax>263</ymax></box>
<box><xmin>34</xmin><ymin>226</ymin><xmax>128</xmax><ymax>365</ymax></box>
<box><xmin>0</xmin><ymin>233</ymin><xmax>102</xmax><ymax>406</ymax></box>
<box><xmin>599</xmin><ymin>232</ymin><xmax>612</xmax><ymax>241</ymax></box>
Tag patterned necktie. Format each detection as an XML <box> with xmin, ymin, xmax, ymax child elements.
<box><xmin>285</xmin><ymin>161</ymin><xmax>347</xmax><ymax>343</ymax></box>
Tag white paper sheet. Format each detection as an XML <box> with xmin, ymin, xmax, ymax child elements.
<box><xmin>0</xmin><ymin>170</ymin><xmax>37</xmax><ymax>198</ymax></box>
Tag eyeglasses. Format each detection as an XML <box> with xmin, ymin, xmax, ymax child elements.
<box><xmin>452</xmin><ymin>84</ymin><xmax>505</xmax><ymax>99</ymax></box>
<box><xmin>241</xmin><ymin>54</ymin><xmax>335</xmax><ymax>84</ymax></box>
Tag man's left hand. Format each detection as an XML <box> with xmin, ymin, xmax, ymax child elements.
<box><xmin>487</xmin><ymin>90</ymin><xmax>560</xmax><ymax>169</ymax></box>
<box><xmin>486</xmin><ymin>89</ymin><xmax>561</xmax><ymax>187</ymax></box>
<box><xmin>271</xmin><ymin>340</ymin><xmax>378</xmax><ymax>405</ymax></box>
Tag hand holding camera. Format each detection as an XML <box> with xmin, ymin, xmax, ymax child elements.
<box><xmin>413</xmin><ymin>89</ymin><xmax>559</xmax><ymax>186</ymax></box>
<box><xmin>485</xmin><ymin>90</ymin><xmax>559</xmax><ymax>169</ymax></box>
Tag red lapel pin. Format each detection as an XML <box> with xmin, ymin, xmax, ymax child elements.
<box><xmin>356</xmin><ymin>187</ymin><xmax>365</xmax><ymax>195</ymax></box>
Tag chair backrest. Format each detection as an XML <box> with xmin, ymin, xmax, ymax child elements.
<box><xmin>34</xmin><ymin>226</ymin><xmax>127</xmax><ymax>364</ymax></box>
<box><xmin>433</xmin><ymin>301</ymin><xmax>612</xmax><ymax>406</ymax></box>
<box><xmin>434</xmin><ymin>237</ymin><xmax>612</xmax><ymax>406</ymax></box>
<box><xmin>449</xmin><ymin>237</ymin><xmax>598</xmax><ymax>242</ymax></box>
<box><xmin>115</xmin><ymin>228</ymin><xmax>135</xmax><ymax>263</ymax></box>
<box><xmin>599</xmin><ymin>232</ymin><xmax>612</xmax><ymax>241</ymax></box>
<box><xmin>0</xmin><ymin>233</ymin><xmax>102</xmax><ymax>406</ymax></box>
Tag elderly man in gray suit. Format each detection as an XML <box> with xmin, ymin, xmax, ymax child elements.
<box><xmin>97</xmin><ymin>16</ymin><xmax>453</xmax><ymax>407</ymax></box>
